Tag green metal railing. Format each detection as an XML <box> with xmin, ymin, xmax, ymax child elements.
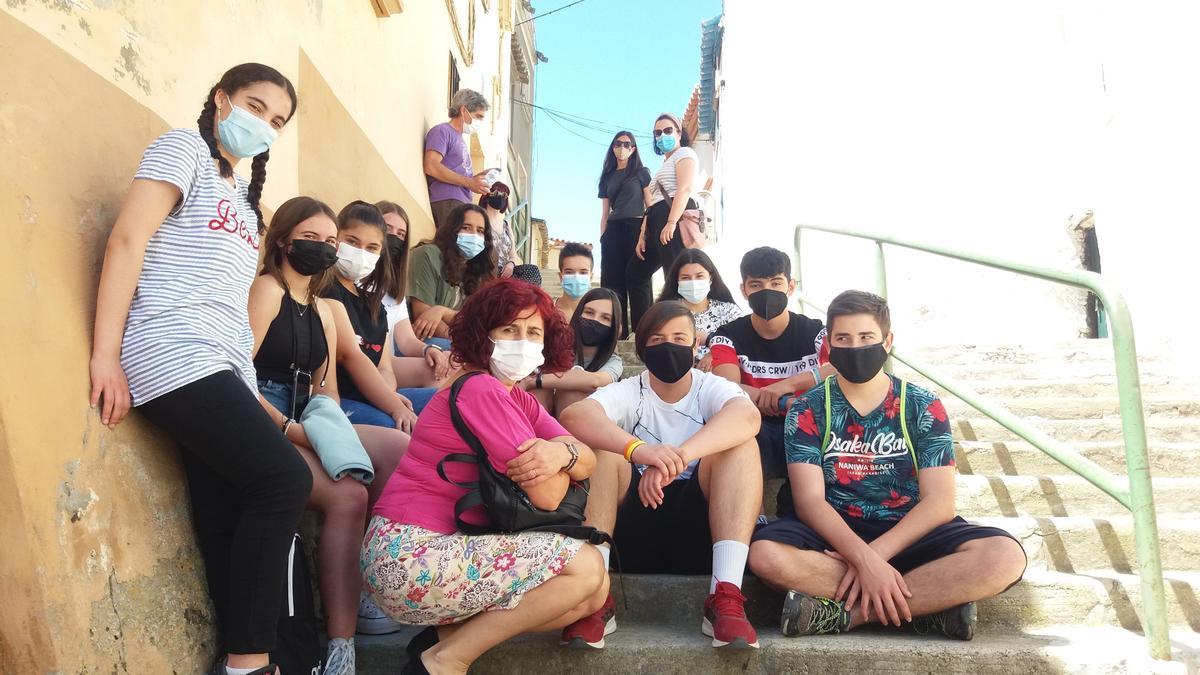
<box><xmin>793</xmin><ymin>224</ymin><xmax>1170</xmax><ymax>660</ymax></box>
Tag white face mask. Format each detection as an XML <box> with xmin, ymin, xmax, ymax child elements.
<box><xmin>490</xmin><ymin>339</ymin><xmax>545</xmax><ymax>382</ymax></box>
<box><xmin>461</xmin><ymin>109</ymin><xmax>479</xmax><ymax>135</ymax></box>
<box><xmin>679</xmin><ymin>278</ymin><xmax>711</xmax><ymax>304</ymax></box>
<box><xmin>335</xmin><ymin>242</ymin><xmax>380</xmax><ymax>283</ymax></box>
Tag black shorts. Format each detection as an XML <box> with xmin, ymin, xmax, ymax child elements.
<box><xmin>752</xmin><ymin>512</ymin><xmax>1025</xmax><ymax>575</ymax></box>
<box><xmin>613</xmin><ymin>468</ymin><xmax>712</xmax><ymax>574</ymax></box>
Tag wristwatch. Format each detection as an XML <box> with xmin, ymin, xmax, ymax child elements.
<box><xmin>562</xmin><ymin>441</ymin><xmax>580</xmax><ymax>473</ymax></box>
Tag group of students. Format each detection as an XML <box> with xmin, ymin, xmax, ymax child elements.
<box><xmin>88</xmin><ymin>63</ymin><xmax>1028</xmax><ymax>675</ymax></box>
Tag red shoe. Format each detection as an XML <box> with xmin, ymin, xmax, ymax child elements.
<box><xmin>702</xmin><ymin>581</ymin><xmax>760</xmax><ymax>649</ymax></box>
<box><xmin>560</xmin><ymin>593</ymin><xmax>617</xmax><ymax>649</ymax></box>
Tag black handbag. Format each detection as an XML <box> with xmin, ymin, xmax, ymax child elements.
<box><xmin>436</xmin><ymin>371</ymin><xmax>610</xmax><ymax>544</ymax></box>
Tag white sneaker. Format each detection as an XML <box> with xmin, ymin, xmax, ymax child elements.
<box><xmin>357</xmin><ymin>592</ymin><xmax>402</xmax><ymax>635</ymax></box>
<box><xmin>324</xmin><ymin>637</ymin><xmax>355</xmax><ymax>675</ymax></box>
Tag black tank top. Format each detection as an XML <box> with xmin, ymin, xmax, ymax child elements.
<box><xmin>321</xmin><ymin>281</ymin><xmax>388</xmax><ymax>404</ymax></box>
<box><xmin>253</xmin><ymin>291</ymin><xmax>329</xmax><ymax>385</ymax></box>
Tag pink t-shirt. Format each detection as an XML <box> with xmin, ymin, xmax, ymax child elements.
<box><xmin>373</xmin><ymin>373</ymin><xmax>568</xmax><ymax>534</ymax></box>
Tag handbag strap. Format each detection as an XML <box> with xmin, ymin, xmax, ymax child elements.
<box><xmin>440</xmin><ymin>371</ymin><xmax>495</xmax><ymax>532</ymax></box>
<box><xmin>447</xmin><ymin>371</ymin><xmax>489</xmax><ymax>463</ymax></box>
<box><xmin>655</xmin><ymin>177</ymin><xmax>674</xmax><ymax>208</ymax></box>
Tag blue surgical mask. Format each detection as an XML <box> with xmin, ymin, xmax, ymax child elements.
<box><xmin>456</xmin><ymin>232</ymin><xmax>486</xmax><ymax>259</ymax></box>
<box><xmin>562</xmin><ymin>274</ymin><xmax>590</xmax><ymax>299</ymax></box>
<box><xmin>655</xmin><ymin>134</ymin><xmax>678</xmax><ymax>153</ymax></box>
<box><xmin>217</xmin><ymin>102</ymin><xmax>278</xmax><ymax>158</ymax></box>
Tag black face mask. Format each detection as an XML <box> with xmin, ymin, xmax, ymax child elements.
<box><xmin>485</xmin><ymin>195</ymin><xmax>507</xmax><ymax>211</ymax></box>
<box><xmin>829</xmin><ymin>343</ymin><xmax>889</xmax><ymax>384</ymax></box>
<box><xmin>748</xmin><ymin>288</ymin><xmax>789</xmax><ymax>321</ymax></box>
<box><xmin>386</xmin><ymin>233</ymin><xmax>406</xmax><ymax>260</ymax></box>
<box><xmin>576</xmin><ymin>318</ymin><xmax>613</xmax><ymax>347</ymax></box>
<box><xmin>641</xmin><ymin>342</ymin><xmax>694</xmax><ymax>384</ymax></box>
<box><xmin>286</xmin><ymin>239</ymin><xmax>338</xmax><ymax>276</ymax></box>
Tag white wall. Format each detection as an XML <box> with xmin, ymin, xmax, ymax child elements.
<box><xmin>712</xmin><ymin>0</ymin><xmax>1199</xmax><ymax>350</ymax></box>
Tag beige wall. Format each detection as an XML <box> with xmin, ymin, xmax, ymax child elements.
<box><xmin>0</xmin><ymin>1</ymin><xmax>526</xmax><ymax>671</ymax></box>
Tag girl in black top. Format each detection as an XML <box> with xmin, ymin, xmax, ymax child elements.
<box><xmin>248</xmin><ymin>196</ymin><xmax>411</xmax><ymax>673</ymax></box>
<box><xmin>528</xmin><ymin>287</ymin><xmax>625</xmax><ymax>416</ymax></box>
<box><xmin>598</xmin><ymin>130</ymin><xmax>651</xmax><ymax>338</ymax></box>
<box><xmin>320</xmin><ymin>201</ymin><xmax>421</xmax><ymax>433</ymax></box>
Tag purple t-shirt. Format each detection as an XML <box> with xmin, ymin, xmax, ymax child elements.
<box><xmin>425</xmin><ymin>121</ymin><xmax>472</xmax><ymax>204</ymax></box>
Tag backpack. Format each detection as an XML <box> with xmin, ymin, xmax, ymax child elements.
<box><xmin>270</xmin><ymin>533</ymin><xmax>323</xmax><ymax>675</ymax></box>
<box><xmin>436</xmin><ymin>371</ymin><xmax>611</xmax><ymax>545</ymax></box>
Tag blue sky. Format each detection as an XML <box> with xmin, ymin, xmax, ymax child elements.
<box><xmin>529</xmin><ymin>0</ymin><xmax>722</xmax><ymax>256</ymax></box>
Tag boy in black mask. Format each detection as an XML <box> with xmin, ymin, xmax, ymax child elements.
<box><xmin>711</xmin><ymin>247</ymin><xmax>835</xmax><ymax>480</ymax></box>
<box><xmin>747</xmin><ymin>290</ymin><xmax>1026</xmax><ymax>641</ymax></box>
<box><xmin>558</xmin><ymin>301</ymin><xmax>764</xmax><ymax>651</ymax></box>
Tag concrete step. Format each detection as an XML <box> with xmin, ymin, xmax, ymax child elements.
<box><xmin>903</xmin><ymin>341</ymin><xmax>1183</xmax><ymax>367</ymax></box>
<box><xmin>955</xmin><ymin>439</ymin><xmax>1198</xmax><ymax>478</ymax></box>
<box><xmin>954</xmin><ymin>415</ymin><xmax>1197</xmax><ymax>445</ymax></box>
<box><xmin>972</xmin><ymin>515</ymin><xmax>1200</xmax><ymax>574</ymax></box>
<box><xmin>358</xmin><ymin>623</ymin><xmax>1200</xmax><ymax>674</ymax></box>
<box><xmin>941</xmin><ymin>395</ymin><xmax>1200</xmax><ymax>420</ymax></box>
<box><xmin>894</xmin><ymin>359</ymin><xmax>1188</xmax><ymax>382</ymax></box>
<box><xmin>953</xmin><ymin>475</ymin><xmax>1200</xmax><ymax>518</ymax></box>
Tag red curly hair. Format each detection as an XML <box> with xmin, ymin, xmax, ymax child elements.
<box><xmin>449</xmin><ymin>278</ymin><xmax>575</xmax><ymax>374</ymax></box>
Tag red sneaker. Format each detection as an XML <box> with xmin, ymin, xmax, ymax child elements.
<box><xmin>560</xmin><ymin>593</ymin><xmax>617</xmax><ymax>649</ymax></box>
<box><xmin>702</xmin><ymin>581</ymin><xmax>760</xmax><ymax>649</ymax></box>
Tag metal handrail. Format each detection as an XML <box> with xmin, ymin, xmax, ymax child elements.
<box><xmin>794</xmin><ymin>223</ymin><xmax>1169</xmax><ymax>660</ymax></box>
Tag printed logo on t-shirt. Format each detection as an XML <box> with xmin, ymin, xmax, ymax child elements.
<box><xmin>208</xmin><ymin>198</ymin><xmax>259</xmax><ymax>250</ymax></box>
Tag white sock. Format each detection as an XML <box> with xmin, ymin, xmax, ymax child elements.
<box><xmin>711</xmin><ymin>540</ymin><xmax>749</xmax><ymax>593</ymax></box>
<box><xmin>226</xmin><ymin>666</ymin><xmax>260</xmax><ymax>675</ymax></box>
<box><xmin>599</xmin><ymin>545</ymin><xmax>611</xmax><ymax>571</ymax></box>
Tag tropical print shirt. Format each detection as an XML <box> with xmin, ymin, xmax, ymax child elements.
<box><xmin>784</xmin><ymin>375</ymin><xmax>954</xmax><ymax>521</ymax></box>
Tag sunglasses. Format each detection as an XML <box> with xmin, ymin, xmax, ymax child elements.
<box><xmin>653</xmin><ymin>127</ymin><xmax>677</xmax><ymax>138</ymax></box>
<box><xmin>613</xmin><ymin>141</ymin><xmax>635</xmax><ymax>149</ymax></box>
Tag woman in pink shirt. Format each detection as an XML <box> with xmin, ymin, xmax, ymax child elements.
<box><xmin>362</xmin><ymin>278</ymin><xmax>607</xmax><ymax>674</ymax></box>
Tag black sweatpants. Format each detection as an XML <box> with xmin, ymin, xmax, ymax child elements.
<box><xmin>600</xmin><ymin>216</ymin><xmax>641</xmax><ymax>338</ymax></box>
<box><xmin>140</xmin><ymin>370</ymin><xmax>313</xmax><ymax>655</ymax></box>
<box><xmin>626</xmin><ymin>199</ymin><xmax>693</xmax><ymax>331</ymax></box>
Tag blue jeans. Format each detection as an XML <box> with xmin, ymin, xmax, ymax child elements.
<box><xmin>257</xmin><ymin>379</ymin><xmax>309</xmax><ymax>420</ymax></box>
<box><xmin>397</xmin><ymin>387</ymin><xmax>437</xmax><ymax>415</ymax></box>
<box><xmin>757</xmin><ymin>420</ymin><xmax>787</xmax><ymax>480</ymax></box>
<box><xmin>340</xmin><ymin>398</ymin><xmax>395</xmax><ymax>428</ymax></box>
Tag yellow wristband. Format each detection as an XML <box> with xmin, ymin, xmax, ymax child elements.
<box><xmin>623</xmin><ymin>439</ymin><xmax>645</xmax><ymax>463</ymax></box>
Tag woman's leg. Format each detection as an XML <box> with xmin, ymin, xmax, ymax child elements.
<box><xmin>353</xmin><ymin>424</ymin><xmax>410</xmax><ymax>509</ymax></box>
<box><xmin>392</xmin><ymin>355</ymin><xmax>439</xmax><ymax>387</ymax></box>
<box><xmin>139</xmin><ymin>371</ymin><xmax>312</xmax><ymax>664</ymax></box>
<box><xmin>531</xmin><ymin>387</ymin><xmax>555</xmax><ymax>413</ymax></box>
<box><xmin>297</xmin><ymin>446</ymin><xmax>368</xmax><ymax>640</ymax></box>
<box><xmin>423</xmin><ymin>545</ymin><xmax>607</xmax><ymax>674</ymax></box>
<box><xmin>626</xmin><ymin>206</ymin><xmax>669</xmax><ymax>331</ymax></box>
<box><xmin>340</xmin><ymin>397</ymin><xmax>397</xmax><ymax>428</ymax></box>
<box><xmin>552</xmin><ymin>389</ymin><xmax>589</xmax><ymax>417</ymax></box>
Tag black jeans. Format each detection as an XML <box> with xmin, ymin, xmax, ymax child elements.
<box><xmin>600</xmin><ymin>216</ymin><xmax>641</xmax><ymax>338</ymax></box>
<box><xmin>140</xmin><ymin>370</ymin><xmax>312</xmax><ymax>655</ymax></box>
<box><xmin>626</xmin><ymin>199</ymin><xmax>693</xmax><ymax>331</ymax></box>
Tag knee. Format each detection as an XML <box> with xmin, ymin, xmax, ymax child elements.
<box><xmin>571</xmin><ymin>545</ymin><xmax>607</xmax><ymax>588</ymax></box>
<box><xmin>748</xmin><ymin>540</ymin><xmax>784</xmax><ymax>582</ymax></box>
<box><xmin>987</xmin><ymin>537</ymin><xmax>1028</xmax><ymax>588</ymax></box>
<box><xmin>325</xmin><ymin>480</ymin><xmax>369</xmax><ymax>520</ymax></box>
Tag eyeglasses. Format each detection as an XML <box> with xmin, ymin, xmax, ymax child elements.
<box><xmin>613</xmin><ymin>141</ymin><xmax>634</xmax><ymax>149</ymax></box>
<box><xmin>653</xmin><ymin>127</ymin><xmax>677</xmax><ymax>138</ymax></box>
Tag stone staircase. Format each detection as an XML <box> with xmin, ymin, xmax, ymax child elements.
<box><xmin>359</xmin><ymin>339</ymin><xmax>1200</xmax><ymax>673</ymax></box>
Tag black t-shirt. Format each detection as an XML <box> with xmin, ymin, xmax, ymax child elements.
<box><xmin>253</xmin><ymin>292</ymin><xmax>329</xmax><ymax>384</ymax></box>
<box><xmin>598</xmin><ymin>166</ymin><xmax>652</xmax><ymax>220</ymax></box>
<box><xmin>321</xmin><ymin>282</ymin><xmax>388</xmax><ymax>404</ymax></box>
<box><xmin>709</xmin><ymin>312</ymin><xmax>829</xmax><ymax>423</ymax></box>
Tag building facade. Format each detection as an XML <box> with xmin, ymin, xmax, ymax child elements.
<box><xmin>0</xmin><ymin>1</ymin><xmax>535</xmax><ymax>671</ymax></box>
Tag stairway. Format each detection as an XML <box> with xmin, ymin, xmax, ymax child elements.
<box><xmin>358</xmin><ymin>339</ymin><xmax>1200</xmax><ymax>673</ymax></box>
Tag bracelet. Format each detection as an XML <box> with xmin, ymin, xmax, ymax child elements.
<box><xmin>423</xmin><ymin>343</ymin><xmax>442</xmax><ymax>357</ymax></box>
<box><xmin>281</xmin><ymin>418</ymin><xmax>295</xmax><ymax>436</ymax></box>
<box><xmin>562</xmin><ymin>442</ymin><xmax>579</xmax><ymax>473</ymax></box>
<box><xmin>623</xmin><ymin>439</ymin><xmax>645</xmax><ymax>463</ymax></box>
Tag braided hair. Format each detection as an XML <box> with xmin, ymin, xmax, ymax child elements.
<box><xmin>196</xmin><ymin>63</ymin><xmax>298</xmax><ymax>232</ymax></box>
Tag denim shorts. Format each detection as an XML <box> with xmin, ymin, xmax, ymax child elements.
<box><xmin>257</xmin><ymin>379</ymin><xmax>310</xmax><ymax>420</ymax></box>
<box><xmin>340</xmin><ymin>398</ymin><xmax>396</xmax><ymax>428</ymax></box>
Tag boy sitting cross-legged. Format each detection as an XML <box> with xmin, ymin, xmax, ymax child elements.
<box><xmin>748</xmin><ymin>290</ymin><xmax>1026</xmax><ymax>640</ymax></box>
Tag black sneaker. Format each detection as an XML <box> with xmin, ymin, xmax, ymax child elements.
<box><xmin>911</xmin><ymin>602</ymin><xmax>977</xmax><ymax>640</ymax></box>
<box><xmin>780</xmin><ymin>590</ymin><xmax>851</xmax><ymax>636</ymax></box>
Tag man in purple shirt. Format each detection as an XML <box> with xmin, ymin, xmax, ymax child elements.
<box><xmin>424</xmin><ymin>89</ymin><xmax>493</xmax><ymax>229</ymax></box>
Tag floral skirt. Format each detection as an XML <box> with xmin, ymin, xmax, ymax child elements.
<box><xmin>361</xmin><ymin>515</ymin><xmax>584</xmax><ymax>625</ymax></box>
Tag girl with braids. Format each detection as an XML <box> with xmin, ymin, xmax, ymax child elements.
<box><xmin>407</xmin><ymin>202</ymin><xmax>498</xmax><ymax>344</ymax></box>
<box><xmin>248</xmin><ymin>196</ymin><xmax>415</xmax><ymax>672</ymax></box>
<box><xmin>527</xmin><ymin>287</ymin><xmax>625</xmax><ymax>417</ymax></box>
<box><xmin>89</xmin><ymin>63</ymin><xmax>302</xmax><ymax>675</ymax></box>
<box><xmin>375</xmin><ymin>200</ymin><xmax>452</xmax><ymax>404</ymax></box>
<box><xmin>321</xmin><ymin>201</ymin><xmax>426</xmax><ymax>427</ymax></box>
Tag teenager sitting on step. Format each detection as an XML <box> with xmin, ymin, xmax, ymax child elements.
<box><xmin>748</xmin><ymin>290</ymin><xmax>1027</xmax><ymax>640</ymax></box>
<box><xmin>553</xmin><ymin>242</ymin><xmax>594</xmax><ymax>321</ymax></box>
<box><xmin>558</xmin><ymin>301</ymin><xmax>764</xmax><ymax>650</ymax></box>
<box><xmin>527</xmin><ymin>287</ymin><xmax>624</xmax><ymax>417</ymax></box>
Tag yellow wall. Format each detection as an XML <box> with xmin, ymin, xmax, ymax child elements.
<box><xmin>0</xmin><ymin>1</ymin><xmax>522</xmax><ymax>671</ymax></box>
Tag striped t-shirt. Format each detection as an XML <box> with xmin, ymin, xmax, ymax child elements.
<box><xmin>648</xmin><ymin>146</ymin><xmax>699</xmax><ymax>206</ymax></box>
<box><xmin>121</xmin><ymin>129</ymin><xmax>260</xmax><ymax>406</ymax></box>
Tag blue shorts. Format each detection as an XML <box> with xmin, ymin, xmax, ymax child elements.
<box><xmin>257</xmin><ymin>379</ymin><xmax>309</xmax><ymax>420</ymax></box>
<box><xmin>339</xmin><ymin>398</ymin><xmax>395</xmax><ymax>428</ymax></box>
<box><xmin>397</xmin><ymin>387</ymin><xmax>437</xmax><ymax>415</ymax></box>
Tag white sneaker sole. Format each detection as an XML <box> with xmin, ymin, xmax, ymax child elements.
<box><xmin>561</xmin><ymin>616</ymin><xmax>617</xmax><ymax>649</ymax></box>
<box><xmin>356</xmin><ymin>615</ymin><xmax>403</xmax><ymax>635</ymax></box>
<box><xmin>702</xmin><ymin>616</ymin><xmax>760</xmax><ymax>649</ymax></box>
